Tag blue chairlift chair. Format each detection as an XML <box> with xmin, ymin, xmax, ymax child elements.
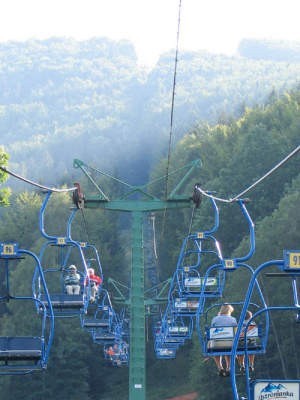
<box><xmin>200</xmin><ymin>301</ymin><xmax>264</xmax><ymax>357</ymax></box>
<box><xmin>34</xmin><ymin>191</ymin><xmax>91</xmax><ymax>317</ymax></box>
<box><xmin>231</xmin><ymin>249</ymin><xmax>300</xmax><ymax>400</ymax></box>
<box><xmin>174</xmin><ymin>196</ymin><xmax>225</xmax><ymax>301</ymax></box>
<box><xmin>92</xmin><ymin>306</ymin><xmax>121</xmax><ymax>345</ymax></box>
<box><xmin>196</xmin><ymin>199</ymin><xmax>257</xmax><ymax>316</ymax></box>
<box><xmin>103</xmin><ymin>339</ymin><xmax>129</xmax><ymax>367</ymax></box>
<box><xmin>0</xmin><ymin>242</ymin><xmax>54</xmax><ymax>375</ymax></box>
<box><xmin>81</xmin><ymin>289</ymin><xmax>114</xmax><ymax>333</ymax></box>
<box><xmin>195</xmin><ymin>199</ymin><xmax>269</xmax><ymax>391</ymax></box>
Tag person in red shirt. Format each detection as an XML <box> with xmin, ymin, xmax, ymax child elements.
<box><xmin>87</xmin><ymin>268</ymin><xmax>102</xmax><ymax>302</ymax></box>
<box><xmin>106</xmin><ymin>346</ymin><xmax>115</xmax><ymax>358</ymax></box>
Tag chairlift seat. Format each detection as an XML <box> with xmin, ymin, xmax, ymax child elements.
<box><xmin>156</xmin><ymin>348</ymin><xmax>176</xmax><ymax>359</ymax></box>
<box><xmin>83</xmin><ymin>319</ymin><xmax>110</xmax><ymax>329</ymax></box>
<box><xmin>207</xmin><ymin>325</ymin><xmax>261</xmax><ymax>351</ymax></box>
<box><xmin>207</xmin><ymin>326</ymin><xmax>235</xmax><ymax>350</ymax></box>
<box><xmin>0</xmin><ymin>337</ymin><xmax>42</xmax><ymax>361</ymax></box>
<box><xmin>93</xmin><ymin>332</ymin><xmax>116</xmax><ymax>342</ymax></box>
<box><xmin>167</xmin><ymin>326</ymin><xmax>189</xmax><ymax>336</ymax></box>
<box><xmin>41</xmin><ymin>293</ymin><xmax>84</xmax><ymax>309</ymax></box>
<box><xmin>163</xmin><ymin>339</ymin><xmax>185</xmax><ymax>348</ymax></box>
<box><xmin>184</xmin><ymin>277</ymin><xmax>218</xmax><ymax>293</ymax></box>
<box><xmin>174</xmin><ymin>298</ymin><xmax>199</xmax><ymax>314</ymax></box>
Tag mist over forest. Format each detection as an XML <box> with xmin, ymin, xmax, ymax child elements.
<box><xmin>0</xmin><ymin>36</ymin><xmax>300</xmax><ymax>188</ymax></box>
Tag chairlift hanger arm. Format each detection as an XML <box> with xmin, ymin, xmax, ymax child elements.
<box><xmin>234</xmin><ymin>199</ymin><xmax>255</xmax><ymax>263</ymax></box>
<box><xmin>66</xmin><ymin>207</ymin><xmax>78</xmax><ymax>240</ymax></box>
<box><xmin>40</xmin><ymin>191</ymin><xmax>81</xmax><ymax>242</ymax></box>
<box><xmin>39</xmin><ymin>191</ymin><xmax>56</xmax><ymax>240</ymax></box>
<box><xmin>208</xmin><ymin>196</ymin><xmax>219</xmax><ymax>234</ymax></box>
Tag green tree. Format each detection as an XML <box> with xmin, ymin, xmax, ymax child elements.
<box><xmin>0</xmin><ymin>147</ymin><xmax>11</xmax><ymax>205</ymax></box>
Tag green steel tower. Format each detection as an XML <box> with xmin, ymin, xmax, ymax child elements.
<box><xmin>73</xmin><ymin>159</ymin><xmax>200</xmax><ymax>400</ymax></box>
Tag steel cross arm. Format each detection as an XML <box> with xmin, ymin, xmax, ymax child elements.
<box><xmin>73</xmin><ymin>158</ymin><xmax>201</xmax><ymax>202</ymax></box>
<box><xmin>82</xmin><ymin>197</ymin><xmax>192</xmax><ymax>211</ymax></box>
<box><xmin>144</xmin><ymin>298</ymin><xmax>169</xmax><ymax>306</ymax></box>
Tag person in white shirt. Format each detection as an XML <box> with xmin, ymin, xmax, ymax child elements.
<box><xmin>211</xmin><ymin>304</ymin><xmax>237</xmax><ymax>376</ymax></box>
<box><xmin>64</xmin><ymin>265</ymin><xmax>81</xmax><ymax>295</ymax></box>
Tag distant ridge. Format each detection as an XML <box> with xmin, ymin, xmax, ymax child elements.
<box><xmin>238</xmin><ymin>38</ymin><xmax>300</xmax><ymax>62</ymax></box>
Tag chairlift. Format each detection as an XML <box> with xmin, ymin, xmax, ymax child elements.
<box><xmin>81</xmin><ymin>289</ymin><xmax>114</xmax><ymax>333</ymax></box>
<box><xmin>155</xmin><ymin>343</ymin><xmax>177</xmax><ymax>359</ymax></box>
<box><xmin>196</xmin><ymin>199</ymin><xmax>258</xmax><ymax>320</ymax></box>
<box><xmin>199</xmin><ymin>301</ymin><xmax>264</xmax><ymax>358</ymax></box>
<box><xmin>174</xmin><ymin>196</ymin><xmax>225</xmax><ymax>300</ymax></box>
<box><xmin>162</xmin><ymin>312</ymin><xmax>194</xmax><ymax>341</ymax></box>
<box><xmin>34</xmin><ymin>191</ymin><xmax>91</xmax><ymax>317</ymax></box>
<box><xmin>92</xmin><ymin>306</ymin><xmax>122</xmax><ymax>345</ymax></box>
<box><xmin>0</xmin><ymin>242</ymin><xmax>54</xmax><ymax>374</ymax></box>
<box><xmin>231</xmin><ymin>249</ymin><xmax>300</xmax><ymax>400</ymax></box>
<box><xmin>103</xmin><ymin>340</ymin><xmax>129</xmax><ymax>367</ymax></box>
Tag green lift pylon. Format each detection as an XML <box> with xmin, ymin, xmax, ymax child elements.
<box><xmin>73</xmin><ymin>159</ymin><xmax>201</xmax><ymax>400</ymax></box>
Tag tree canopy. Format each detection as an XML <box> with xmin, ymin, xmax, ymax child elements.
<box><xmin>0</xmin><ymin>147</ymin><xmax>11</xmax><ymax>205</ymax></box>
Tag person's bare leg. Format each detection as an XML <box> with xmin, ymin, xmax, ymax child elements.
<box><xmin>249</xmin><ymin>355</ymin><xmax>255</xmax><ymax>371</ymax></box>
<box><xmin>237</xmin><ymin>354</ymin><xmax>244</xmax><ymax>367</ymax></box>
<box><xmin>213</xmin><ymin>356</ymin><xmax>223</xmax><ymax>370</ymax></box>
<box><xmin>225</xmin><ymin>355</ymin><xmax>231</xmax><ymax>375</ymax></box>
<box><xmin>214</xmin><ymin>356</ymin><xmax>226</xmax><ymax>376</ymax></box>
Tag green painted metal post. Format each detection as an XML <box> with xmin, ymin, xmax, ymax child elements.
<box><xmin>129</xmin><ymin>211</ymin><xmax>146</xmax><ymax>400</ymax></box>
<box><xmin>73</xmin><ymin>158</ymin><xmax>201</xmax><ymax>400</ymax></box>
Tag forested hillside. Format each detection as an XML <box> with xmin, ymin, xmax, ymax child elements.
<box><xmin>0</xmin><ymin>37</ymin><xmax>299</xmax><ymax>400</ymax></box>
<box><xmin>0</xmin><ymin>37</ymin><xmax>299</xmax><ymax>188</ymax></box>
<box><xmin>151</xmin><ymin>89</ymin><xmax>299</xmax><ymax>269</ymax></box>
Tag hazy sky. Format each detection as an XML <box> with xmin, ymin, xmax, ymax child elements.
<box><xmin>0</xmin><ymin>0</ymin><xmax>299</xmax><ymax>66</ymax></box>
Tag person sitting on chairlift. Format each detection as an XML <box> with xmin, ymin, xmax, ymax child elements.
<box><xmin>106</xmin><ymin>346</ymin><xmax>116</xmax><ymax>359</ymax></box>
<box><xmin>86</xmin><ymin>268</ymin><xmax>102</xmax><ymax>302</ymax></box>
<box><xmin>64</xmin><ymin>265</ymin><xmax>81</xmax><ymax>295</ymax></box>
<box><xmin>237</xmin><ymin>310</ymin><xmax>256</xmax><ymax>373</ymax></box>
<box><xmin>211</xmin><ymin>304</ymin><xmax>237</xmax><ymax>377</ymax></box>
